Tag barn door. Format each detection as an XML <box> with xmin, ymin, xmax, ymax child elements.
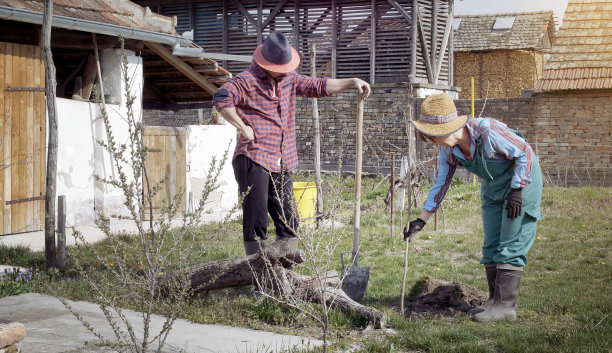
<box><xmin>143</xmin><ymin>126</ymin><xmax>187</xmax><ymax>219</ymax></box>
<box><xmin>0</xmin><ymin>42</ymin><xmax>46</xmax><ymax>235</ymax></box>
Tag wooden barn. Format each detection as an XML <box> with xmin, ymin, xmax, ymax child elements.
<box><xmin>133</xmin><ymin>0</ymin><xmax>456</xmax><ymax>89</ymax></box>
<box><xmin>453</xmin><ymin>11</ymin><xmax>555</xmax><ymax>99</ymax></box>
<box><xmin>0</xmin><ymin>0</ymin><xmax>234</xmax><ymax>235</ymax></box>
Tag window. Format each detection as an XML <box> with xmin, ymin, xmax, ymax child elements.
<box><xmin>492</xmin><ymin>17</ymin><xmax>515</xmax><ymax>32</ymax></box>
<box><xmin>453</xmin><ymin>18</ymin><xmax>462</xmax><ymax>32</ymax></box>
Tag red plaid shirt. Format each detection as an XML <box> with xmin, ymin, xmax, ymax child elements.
<box><xmin>213</xmin><ymin>62</ymin><xmax>330</xmax><ymax>172</ymax></box>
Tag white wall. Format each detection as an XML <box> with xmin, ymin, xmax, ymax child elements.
<box><xmin>55</xmin><ymin>49</ymin><xmax>142</xmax><ymax>226</ymax></box>
<box><xmin>187</xmin><ymin>125</ymin><xmax>238</xmax><ymax>215</ymax></box>
<box><xmin>55</xmin><ymin>49</ymin><xmax>239</xmax><ymax>226</ymax></box>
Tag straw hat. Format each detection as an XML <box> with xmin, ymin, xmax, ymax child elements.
<box><xmin>411</xmin><ymin>93</ymin><xmax>469</xmax><ymax>137</ymax></box>
<box><xmin>253</xmin><ymin>32</ymin><xmax>300</xmax><ymax>73</ymax></box>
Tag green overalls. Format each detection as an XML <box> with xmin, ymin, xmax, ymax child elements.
<box><xmin>456</xmin><ymin>129</ymin><xmax>543</xmax><ymax>267</ymax></box>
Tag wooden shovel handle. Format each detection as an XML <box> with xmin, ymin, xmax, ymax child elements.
<box><xmin>353</xmin><ymin>93</ymin><xmax>364</xmax><ymax>264</ymax></box>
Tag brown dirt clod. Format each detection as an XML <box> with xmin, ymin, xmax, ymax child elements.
<box><xmin>404</xmin><ymin>276</ymin><xmax>485</xmax><ymax>317</ymax></box>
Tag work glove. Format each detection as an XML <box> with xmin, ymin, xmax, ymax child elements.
<box><xmin>403</xmin><ymin>218</ymin><xmax>426</xmax><ymax>242</ymax></box>
<box><xmin>506</xmin><ymin>188</ymin><xmax>523</xmax><ymax>219</ymax></box>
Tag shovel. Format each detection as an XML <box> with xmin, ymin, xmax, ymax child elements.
<box><xmin>341</xmin><ymin>93</ymin><xmax>370</xmax><ymax>303</ymax></box>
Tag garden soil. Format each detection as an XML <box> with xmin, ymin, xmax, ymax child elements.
<box><xmin>404</xmin><ymin>276</ymin><xmax>485</xmax><ymax>317</ymax></box>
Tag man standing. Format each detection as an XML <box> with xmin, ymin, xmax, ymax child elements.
<box><xmin>213</xmin><ymin>32</ymin><xmax>370</xmax><ymax>255</ymax></box>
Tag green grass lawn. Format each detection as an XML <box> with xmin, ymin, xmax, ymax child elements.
<box><xmin>1</xmin><ymin>173</ymin><xmax>610</xmax><ymax>352</ymax></box>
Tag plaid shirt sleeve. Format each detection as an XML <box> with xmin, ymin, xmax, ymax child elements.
<box><xmin>294</xmin><ymin>74</ymin><xmax>331</xmax><ymax>98</ymax></box>
<box><xmin>212</xmin><ymin>77</ymin><xmax>246</xmax><ymax>110</ymax></box>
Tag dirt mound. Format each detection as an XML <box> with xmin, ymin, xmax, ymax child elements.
<box><xmin>404</xmin><ymin>276</ymin><xmax>485</xmax><ymax>317</ymax></box>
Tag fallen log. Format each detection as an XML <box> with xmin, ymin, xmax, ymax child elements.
<box><xmin>163</xmin><ymin>248</ymin><xmax>388</xmax><ymax>327</ymax></box>
<box><xmin>285</xmin><ymin>271</ymin><xmax>388</xmax><ymax>327</ymax></box>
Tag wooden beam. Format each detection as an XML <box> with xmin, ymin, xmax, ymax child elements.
<box><xmin>332</xmin><ymin>0</ymin><xmax>337</xmax><ymax>78</ymax></box>
<box><xmin>434</xmin><ymin>12</ymin><xmax>452</xmax><ymax>84</ymax></box>
<box><xmin>231</xmin><ymin>0</ymin><xmax>259</xmax><ymax>31</ymax></box>
<box><xmin>448</xmin><ymin>0</ymin><xmax>454</xmax><ymax>86</ymax></box>
<box><xmin>387</xmin><ymin>0</ymin><xmax>412</xmax><ymax>23</ymax></box>
<box><xmin>81</xmin><ymin>55</ymin><xmax>97</xmax><ymax>100</ymax></box>
<box><xmin>257</xmin><ymin>0</ymin><xmax>263</xmax><ymax>45</ymax></box>
<box><xmin>222</xmin><ymin>0</ymin><xmax>228</xmax><ymax>69</ymax></box>
<box><xmin>410</xmin><ymin>0</ymin><xmax>417</xmax><ymax>80</ymax></box>
<box><xmin>371</xmin><ymin>0</ymin><xmax>376</xmax><ymax>84</ymax></box>
<box><xmin>415</xmin><ymin>7</ymin><xmax>434</xmax><ymax>83</ymax></box>
<box><xmin>262</xmin><ymin>0</ymin><xmax>289</xmax><ymax>30</ymax></box>
<box><xmin>293</xmin><ymin>0</ymin><xmax>299</xmax><ymax>50</ymax></box>
<box><xmin>145</xmin><ymin>42</ymin><xmax>218</xmax><ymax>95</ymax></box>
<box><xmin>189</xmin><ymin>1</ymin><xmax>195</xmax><ymax>30</ymax></box>
<box><xmin>432</xmin><ymin>0</ymin><xmax>438</xmax><ymax>75</ymax></box>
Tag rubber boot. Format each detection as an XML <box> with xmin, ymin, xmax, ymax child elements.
<box><xmin>270</xmin><ymin>236</ymin><xmax>299</xmax><ymax>252</ymax></box>
<box><xmin>468</xmin><ymin>264</ymin><xmax>497</xmax><ymax>315</ymax></box>
<box><xmin>244</xmin><ymin>239</ymin><xmax>267</xmax><ymax>256</ymax></box>
<box><xmin>244</xmin><ymin>239</ymin><xmax>269</xmax><ymax>298</ymax></box>
<box><xmin>472</xmin><ymin>264</ymin><xmax>523</xmax><ymax>322</ymax></box>
<box><xmin>269</xmin><ymin>237</ymin><xmax>299</xmax><ymax>270</ymax></box>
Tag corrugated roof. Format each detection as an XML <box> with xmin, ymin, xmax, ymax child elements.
<box><xmin>454</xmin><ymin>11</ymin><xmax>555</xmax><ymax>52</ymax></box>
<box><xmin>0</xmin><ymin>0</ymin><xmax>175</xmax><ymax>34</ymax></box>
<box><xmin>537</xmin><ymin>0</ymin><xmax>612</xmax><ymax>91</ymax></box>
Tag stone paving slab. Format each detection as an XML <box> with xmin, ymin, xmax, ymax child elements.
<box><xmin>0</xmin><ymin>293</ymin><xmax>321</xmax><ymax>353</ymax></box>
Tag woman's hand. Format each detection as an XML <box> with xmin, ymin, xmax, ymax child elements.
<box><xmin>403</xmin><ymin>218</ymin><xmax>426</xmax><ymax>242</ymax></box>
<box><xmin>506</xmin><ymin>188</ymin><xmax>523</xmax><ymax>219</ymax></box>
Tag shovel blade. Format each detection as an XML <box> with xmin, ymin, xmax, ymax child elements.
<box><xmin>341</xmin><ymin>265</ymin><xmax>370</xmax><ymax>302</ymax></box>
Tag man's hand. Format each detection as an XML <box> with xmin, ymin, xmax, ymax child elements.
<box><xmin>403</xmin><ymin>218</ymin><xmax>426</xmax><ymax>242</ymax></box>
<box><xmin>239</xmin><ymin>125</ymin><xmax>254</xmax><ymax>143</ymax></box>
<box><xmin>326</xmin><ymin>78</ymin><xmax>371</xmax><ymax>99</ymax></box>
<box><xmin>506</xmin><ymin>188</ymin><xmax>523</xmax><ymax>219</ymax></box>
<box><xmin>353</xmin><ymin>78</ymin><xmax>371</xmax><ymax>100</ymax></box>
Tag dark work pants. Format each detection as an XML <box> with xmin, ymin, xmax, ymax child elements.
<box><xmin>232</xmin><ymin>155</ymin><xmax>298</xmax><ymax>242</ymax></box>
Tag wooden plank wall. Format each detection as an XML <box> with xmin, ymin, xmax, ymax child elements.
<box><xmin>146</xmin><ymin>0</ymin><xmax>453</xmax><ymax>84</ymax></box>
<box><xmin>0</xmin><ymin>41</ymin><xmax>46</xmax><ymax>235</ymax></box>
<box><xmin>143</xmin><ymin>126</ymin><xmax>187</xmax><ymax>219</ymax></box>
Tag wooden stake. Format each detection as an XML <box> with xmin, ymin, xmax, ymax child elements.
<box><xmin>400</xmin><ymin>114</ymin><xmax>414</xmax><ymax>317</ymax></box>
<box><xmin>311</xmin><ymin>43</ymin><xmax>323</xmax><ymax>220</ymax></box>
<box><xmin>42</xmin><ymin>0</ymin><xmax>57</xmax><ymax>269</ymax></box>
<box><xmin>390</xmin><ymin>152</ymin><xmax>395</xmax><ymax>239</ymax></box>
<box><xmin>57</xmin><ymin>195</ymin><xmax>66</xmax><ymax>269</ymax></box>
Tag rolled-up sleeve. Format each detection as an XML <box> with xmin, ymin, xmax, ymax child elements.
<box><xmin>424</xmin><ymin>148</ymin><xmax>457</xmax><ymax>212</ymax></box>
<box><xmin>213</xmin><ymin>79</ymin><xmax>245</xmax><ymax>111</ymax></box>
<box><xmin>295</xmin><ymin>74</ymin><xmax>330</xmax><ymax>98</ymax></box>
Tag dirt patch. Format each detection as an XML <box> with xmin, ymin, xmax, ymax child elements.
<box><xmin>404</xmin><ymin>276</ymin><xmax>485</xmax><ymax>317</ymax></box>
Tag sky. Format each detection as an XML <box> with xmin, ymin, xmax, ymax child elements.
<box><xmin>454</xmin><ymin>0</ymin><xmax>570</xmax><ymax>29</ymax></box>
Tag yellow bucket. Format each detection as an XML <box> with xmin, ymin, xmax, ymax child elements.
<box><xmin>293</xmin><ymin>182</ymin><xmax>316</xmax><ymax>225</ymax></box>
